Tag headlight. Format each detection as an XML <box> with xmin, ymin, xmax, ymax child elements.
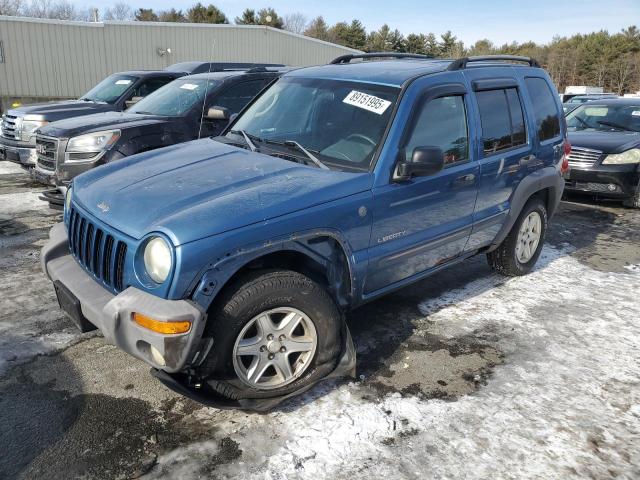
<box><xmin>65</xmin><ymin>130</ymin><xmax>120</xmax><ymax>163</ymax></box>
<box><xmin>603</xmin><ymin>148</ymin><xmax>640</xmax><ymax>165</ymax></box>
<box><xmin>143</xmin><ymin>237</ymin><xmax>172</xmax><ymax>284</ymax></box>
<box><xmin>21</xmin><ymin>119</ymin><xmax>48</xmax><ymax>140</ymax></box>
<box><xmin>65</xmin><ymin>186</ymin><xmax>73</xmax><ymax>213</ymax></box>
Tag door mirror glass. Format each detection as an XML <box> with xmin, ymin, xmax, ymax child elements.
<box><xmin>396</xmin><ymin>146</ymin><xmax>445</xmax><ymax>179</ymax></box>
<box><xmin>205</xmin><ymin>106</ymin><xmax>229</xmax><ymax>120</ymax></box>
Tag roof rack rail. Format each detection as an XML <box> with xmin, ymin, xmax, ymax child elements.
<box><xmin>447</xmin><ymin>55</ymin><xmax>541</xmax><ymax>70</ymax></box>
<box><xmin>330</xmin><ymin>52</ymin><xmax>433</xmax><ymax>64</ymax></box>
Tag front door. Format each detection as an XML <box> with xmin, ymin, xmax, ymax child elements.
<box><xmin>365</xmin><ymin>85</ymin><xmax>479</xmax><ymax>294</ymax></box>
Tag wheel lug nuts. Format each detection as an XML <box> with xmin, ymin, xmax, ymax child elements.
<box><xmin>260</xmin><ymin>345</ymin><xmax>266</xmax><ymax>352</ymax></box>
<box><xmin>280</xmin><ymin>346</ymin><xmax>286</xmax><ymax>353</ymax></box>
<box><xmin>268</xmin><ymin>353</ymin><xmax>274</xmax><ymax>360</ymax></box>
<box><xmin>267</xmin><ymin>334</ymin><xmax>274</xmax><ymax>341</ymax></box>
<box><xmin>279</xmin><ymin>334</ymin><xmax>285</xmax><ymax>341</ymax></box>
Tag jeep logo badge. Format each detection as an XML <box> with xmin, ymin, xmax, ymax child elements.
<box><xmin>97</xmin><ymin>201</ymin><xmax>110</xmax><ymax>213</ymax></box>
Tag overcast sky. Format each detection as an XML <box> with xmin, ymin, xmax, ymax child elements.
<box><xmin>89</xmin><ymin>0</ymin><xmax>639</xmax><ymax>46</ymax></box>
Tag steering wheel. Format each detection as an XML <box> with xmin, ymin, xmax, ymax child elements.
<box><xmin>346</xmin><ymin>133</ymin><xmax>376</xmax><ymax>147</ymax></box>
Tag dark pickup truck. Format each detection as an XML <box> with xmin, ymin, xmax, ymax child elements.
<box><xmin>33</xmin><ymin>67</ymin><xmax>286</xmax><ymax>206</ymax></box>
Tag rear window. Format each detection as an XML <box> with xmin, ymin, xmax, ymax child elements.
<box><xmin>476</xmin><ymin>88</ymin><xmax>527</xmax><ymax>155</ymax></box>
<box><xmin>525</xmin><ymin>77</ymin><xmax>561</xmax><ymax>141</ymax></box>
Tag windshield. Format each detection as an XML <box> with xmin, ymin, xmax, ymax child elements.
<box><xmin>228</xmin><ymin>77</ymin><xmax>400</xmax><ymax>171</ymax></box>
<box><xmin>566</xmin><ymin>104</ymin><xmax>640</xmax><ymax>132</ymax></box>
<box><xmin>81</xmin><ymin>74</ymin><xmax>138</xmax><ymax>104</ymax></box>
<box><xmin>128</xmin><ymin>78</ymin><xmax>219</xmax><ymax>116</ymax></box>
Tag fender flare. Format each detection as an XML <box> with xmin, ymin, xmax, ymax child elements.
<box><xmin>189</xmin><ymin>229</ymin><xmax>358</xmax><ymax>312</ymax></box>
<box><xmin>487</xmin><ymin>166</ymin><xmax>564</xmax><ymax>252</ymax></box>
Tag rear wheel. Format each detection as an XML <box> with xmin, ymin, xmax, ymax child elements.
<box><xmin>487</xmin><ymin>197</ymin><xmax>548</xmax><ymax>276</ymax></box>
<box><xmin>197</xmin><ymin>270</ymin><xmax>341</xmax><ymax>399</ymax></box>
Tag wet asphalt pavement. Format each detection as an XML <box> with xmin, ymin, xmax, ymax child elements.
<box><xmin>1</xmin><ymin>161</ymin><xmax>639</xmax><ymax>479</ymax></box>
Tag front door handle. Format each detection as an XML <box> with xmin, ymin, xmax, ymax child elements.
<box><xmin>453</xmin><ymin>173</ymin><xmax>476</xmax><ymax>187</ymax></box>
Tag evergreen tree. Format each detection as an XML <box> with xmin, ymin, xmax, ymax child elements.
<box><xmin>304</xmin><ymin>16</ymin><xmax>330</xmax><ymax>41</ymax></box>
<box><xmin>235</xmin><ymin>8</ymin><xmax>257</xmax><ymax>25</ymax></box>
<box><xmin>135</xmin><ymin>8</ymin><xmax>158</xmax><ymax>21</ymax></box>
<box><xmin>187</xmin><ymin>3</ymin><xmax>228</xmax><ymax>24</ymax></box>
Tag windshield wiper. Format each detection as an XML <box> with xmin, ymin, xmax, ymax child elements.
<box><xmin>597</xmin><ymin>120</ymin><xmax>637</xmax><ymax>132</ymax></box>
<box><xmin>229</xmin><ymin>129</ymin><xmax>259</xmax><ymax>152</ymax></box>
<box><xmin>283</xmin><ymin>140</ymin><xmax>329</xmax><ymax>170</ymax></box>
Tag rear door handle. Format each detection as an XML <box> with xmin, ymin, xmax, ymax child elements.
<box><xmin>519</xmin><ymin>154</ymin><xmax>536</xmax><ymax>166</ymax></box>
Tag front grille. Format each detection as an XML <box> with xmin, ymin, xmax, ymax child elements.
<box><xmin>36</xmin><ymin>136</ymin><xmax>58</xmax><ymax>171</ymax></box>
<box><xmin>1</xmin><ymin>114</ymin><xmax>19</xmax><ymax>140</ymax></box>
<box><xmin>68</xmin><ymin>207</ymin><xmax>128</xmax><ymax>292</ymax></box>
<box><xmin>567</xmin><ymin>147</ymin><xmax>602</xmax><ymax>168</ymax></box>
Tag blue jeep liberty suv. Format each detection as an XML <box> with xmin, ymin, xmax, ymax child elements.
<box><xmin>42</xmin><ymin>54</ymin><xmax>569</xmax><ymax>405</ymax></box>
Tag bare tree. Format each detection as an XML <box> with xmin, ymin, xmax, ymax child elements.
<box><xmin>103</xmin><ymin>2</ymin><xmax>133</xmax><ymax>21</ymax></box>
<box><xmin>0</xmin><ymin>0</ymin><xmax>24</xmax><ymax>15</ymax></box>
<box><xmin>283</xmin><ymin>12</ymin><xmax>307</xmax><ymax>34</ymax></box>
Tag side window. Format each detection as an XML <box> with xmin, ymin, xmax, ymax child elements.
<box><xmin>131</xmin><ymin>77</ymin><xmax>174</xmax><ymax>99</ymax></box>
<box><xmin>211</xmin><ymin>80</ymin><xmax>269</xmax><ymax>115</ymax></box>
<box><xmin>404</xmin><ymin>95</ymin><xmax>469</xmax><ymax>166</ymax></box>
<box><xmin>476</xmin><ymin>88</ymin><xmax>527</xmax><ymax>155</ymax></box>
<box><xmin>525</xmin><ymin>77</ymin><xmax>561</xmax><ymax>142</ymax></box>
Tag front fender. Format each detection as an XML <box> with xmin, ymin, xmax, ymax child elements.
<box><xmin>184</xmin><ymin>228</ymin><xmax>358</xmax><ymax>312</ymax></box>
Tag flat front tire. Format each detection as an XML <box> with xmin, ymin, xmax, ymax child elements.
<box><xmin>487</xmin><ymin>197</ymin><xmax>548</xmax><ymax>276</ymax></box>
<box><xmin>196</xmin><ymin>270</ymin><xmax>342</xmax><ymax>400</ymax></box>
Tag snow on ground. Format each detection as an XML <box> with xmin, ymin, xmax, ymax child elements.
<box><xmin>0</xmin><ymin>161</ymin><xmax>84</xmax><ymax>374</ymax></box>
<box><xmin>145</xmin><ymin>247</ymin><xmax>640</xmax><ymax>480</ymax></box>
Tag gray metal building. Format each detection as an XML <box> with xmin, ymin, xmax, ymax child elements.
<box><xmin>0</xmin><ymin>16</ymin><xmax>358</xmax><ymax>110</ymax></box>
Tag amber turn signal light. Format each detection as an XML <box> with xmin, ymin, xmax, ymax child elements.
<box><xmin>132</xmin><ymin>313</ymin><xmax>191</xmax><ymax>334</ymax></box>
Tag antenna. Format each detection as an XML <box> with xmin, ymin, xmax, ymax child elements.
<box><xmin>198</xmin><ymin>41</ymin><xmax>215</xmax><ymax>140</ymax></box>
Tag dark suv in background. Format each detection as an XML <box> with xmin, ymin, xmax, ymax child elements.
<box><xmin>0</xmin><ymin>62</ymin><xmax>270</xmax><ymax>169</ymax></box>
<box><xmin>34</xmin><ymin>66</ymin><xmax>286</xmax><ymax>206</ymax></box>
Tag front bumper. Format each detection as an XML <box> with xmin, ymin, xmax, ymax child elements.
<box><xmin>0</xmin><ymin>137</ymin><xmax>37</xmax><ymax>167</ymax></box>
<box><xmin>564</xmin><ymin>164</ymin><xmax>640</xmax><ymax>198</ymax></box>
<box><xmin>41</xmin><ymin>223</ymin><xmax>207</xmax><ymax>372</ymax></box>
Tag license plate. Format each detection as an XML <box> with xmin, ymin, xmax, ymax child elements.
<box><xmin>53</xmin><ymin>280</ymin><xmax>96</xmax><ymax>332</ymax></box>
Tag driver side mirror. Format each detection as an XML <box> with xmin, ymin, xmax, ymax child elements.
<box><xmin>396</xmin><ymin>146</ymin><xmax>445</xmax><ymax>180</ymax></box>
<box><xmin>205</xmin><ymin>106</ymin><xmax>229</xmax><ymax>121</ymax></box>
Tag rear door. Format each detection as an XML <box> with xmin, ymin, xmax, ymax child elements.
<box><xmin>365</xmin><ymin>80</ymin><xmax>479</xmax><ymax>294</ymax></box>
<box><xmin>464</xmin><ymin>71</ymin><xmax>534</xmax><ymax>250</ymax></box>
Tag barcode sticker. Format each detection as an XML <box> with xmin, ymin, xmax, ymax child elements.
<box><xmin>343</xmin><ymin>90</ymin><xmax>391</xmax><ymax>115</ymax></box>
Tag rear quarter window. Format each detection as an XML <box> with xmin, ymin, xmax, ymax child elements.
<box><xmin>525</xmin><ymin>77</ymin><xmax>561</xmax><ymax>142</ymax></box>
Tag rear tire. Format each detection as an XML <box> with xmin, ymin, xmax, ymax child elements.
<box><xmin>487</xmin><ymin>197</ymin><xmax>548</xmax><ymax>276</ymax></box>
<box><xmin>196</xmin><ymin>270</ymin><xmax>342</xmax><ymax>400</ymax></box>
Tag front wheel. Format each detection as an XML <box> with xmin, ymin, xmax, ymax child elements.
<box><xmin>196</xmin><ymin>270</ymin><xmax>342</xmax><ymax>400</ymax></box>
<box><xmin>487</xmin><ymin>197</ymin><xmax>548</xmax><ymax>276</ymax></box>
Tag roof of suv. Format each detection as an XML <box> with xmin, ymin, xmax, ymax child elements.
<box><xmin>187</xmin><ymin>68</ymin><xmax>289</xmax><ymax>81</ymax></box>
<box><xmin>288</xmin><ymin>56</ymin><xmax>543</xmax><ymax>88</ymax></box>
<box><xmin>288</xmin><ymin>59</ymin><xmax>452</xmax><ymax>87</ymax></box>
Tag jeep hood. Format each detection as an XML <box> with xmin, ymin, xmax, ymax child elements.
<box><xmin>73</xmin><ymin>139</ymin><xmax>373</xmax><ymax>245</ymax></box>
<box><xmin>39</xmin><ymin>111</ymin><xmax>169</xmax><ymax>138</ymax></box>
<box><xmin>8</xmin><ymin>100</ymin><xmax>116</xmax><ymax>123</ymax></box>
<box><xmin>568</xmin><ymin>130</ymin><xmax>640</xmax><ymax>154</ymax></box>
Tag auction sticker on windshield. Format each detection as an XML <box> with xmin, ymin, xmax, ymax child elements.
<box><xmin>180</xmin><ymin>83</ymin><xmax>200</xmax><ymax>91</ymax></box>
<box><xmin>115</xmin><ymin>80</ymin><xmax>133</xmax><ymax>85</ymax></box>
<box><xmin>343</xmin><ymin>90</ymin><xmax>391</xmax><ymax>115</ymax></box>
